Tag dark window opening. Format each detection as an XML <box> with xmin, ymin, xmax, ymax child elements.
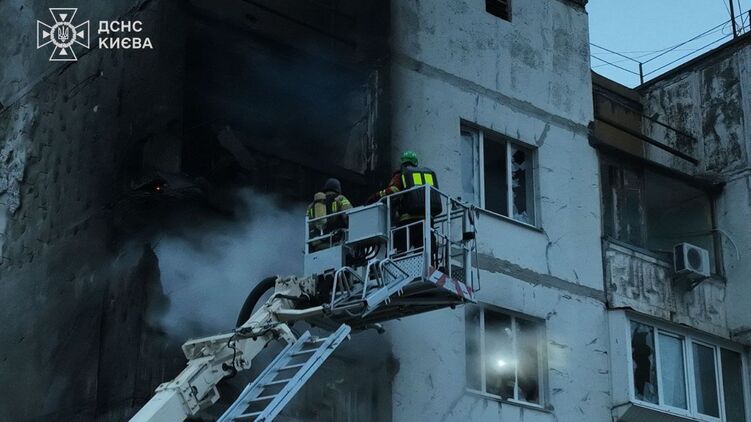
<box><xmin>721</xmin><ymin>348</ymin><xmax>747</xmax><ymax>422</ymax></box>
<box><xmin>486</xmin><ymin>0</ymin><xmax>510</xmax><ymax>21</ymax></box>
<box><xmin>601</xmin><ymin>157</ymin><xmax>720</xmax><ymax>273</ymax></box>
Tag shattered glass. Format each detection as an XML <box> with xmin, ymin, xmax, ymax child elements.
<box><xmin>631</xmin><ymin>321</ymin><xmax>658</xmax><ymax>404</ymax></box>
<box><xmin>511</xmin><ymin>146</ymin><xmax>534</xmax><ymax>225</ymax></box>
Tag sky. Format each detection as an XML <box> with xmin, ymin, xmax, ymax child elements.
<box><xmin>587</xmin><ymin>0</ymin><xmax>749</xmax><ymax>87</ymax></box>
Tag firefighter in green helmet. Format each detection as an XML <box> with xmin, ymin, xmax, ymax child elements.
<box><xmin>369</xmin><ymin>151</ymin><xmax>441</xmax><ymax>254</ymax></box>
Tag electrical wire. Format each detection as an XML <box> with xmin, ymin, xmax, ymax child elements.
<box><xmin>591</xmin><ymin>55</ymin><xmax>641</xmax><ymax>76</ymax></box>
<box><xmin>643</xmin><ymin>33</ymin><xmax>732</xmax><ymax>76</ymax></box>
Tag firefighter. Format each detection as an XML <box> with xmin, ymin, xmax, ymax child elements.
<box><xmin>306</xmin><ymin>178</ymin><xmax>352</xmax><ymax>250</ymax></box>
<box><xmin>369</xmin><ymin>151</ymin><xmax>441</xmax><ymax>254</ymax></box>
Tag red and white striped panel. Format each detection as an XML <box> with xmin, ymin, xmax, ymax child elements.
<box><xmin>426</xmin><ymin>267</ymin><xmax>475</xmax><ymax>302</ymax></box>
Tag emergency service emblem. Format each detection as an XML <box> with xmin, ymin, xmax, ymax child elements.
<box><xmin>37</xmin><ymin>8</ymin><xmax>90</xmax><ymax>61</ymax></box>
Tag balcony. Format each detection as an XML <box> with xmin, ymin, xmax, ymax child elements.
<box><xmin>603</xmin><ymin>239</ymin><xmax>727</xmax><ymax>337</ymax></box>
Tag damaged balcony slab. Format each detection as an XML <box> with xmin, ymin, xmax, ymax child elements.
<box><xmin>604</xmin><ymin>240</ymin><xmax>729</xmax><ymax>338</ymax></box>
<box><xmin>613</xmin><ymin>402</ymin><xmax>711</xmax><ymax>422</ymax></box>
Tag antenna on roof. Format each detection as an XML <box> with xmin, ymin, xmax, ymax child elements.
<box><xmin>728</xmin><ymin>0</ymin><xmax>738</xmax><ymax>38</ymax></box>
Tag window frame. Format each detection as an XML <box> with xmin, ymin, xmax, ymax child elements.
<box><xmin>466</xmin><ymin>304</ymin><xmax>548</xmax><ymax>408</ymax></box>
<box><xmin>461</xmin><ymin>122</ymin><xmax>539</xmax><ymax>228</ymax></box>
<box><xmin>627</xmin><ymin>316</ymin><xmax>751</xmax><ymax>422</ymax></box>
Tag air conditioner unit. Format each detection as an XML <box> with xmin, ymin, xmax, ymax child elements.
<box><xmin>674</xmin><ymin>243</ymin><xmax>710</xmax><ymax>279</ymax></box>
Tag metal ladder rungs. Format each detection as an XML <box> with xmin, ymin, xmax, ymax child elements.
<box><xmin>279</xmin><ymin>363</ymin><xmax>306</xmax><ymax>371</ymax></box>
<box><xmin>252</xmin><ymin>394</ymin><xmax>277</xmax><ymax>402</ymax></box>
<box><xmin>264</xmin><ymin>378</ymin><xmax>293</xmax><ymax>386</ymax></box>
<box><xmin>290</xmin><ymin>349</ymin><xmax>316</xmax><ymax>357</ymax></box>
<box><xmin>218</xmin><ymin>324</ymin><xmax>351</xmax><ymax>422</ymax></box>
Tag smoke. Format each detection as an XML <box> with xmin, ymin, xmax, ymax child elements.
<box><xmin>153</xmin><ymin>190</ymin><xmax>305</xmax><ymax>340</ymax></box>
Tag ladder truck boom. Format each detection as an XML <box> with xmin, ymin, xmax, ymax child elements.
<box><xmin>131</xmin><ymin>185</ymin><xmax>479</xmax><ymax>422</ymax></box>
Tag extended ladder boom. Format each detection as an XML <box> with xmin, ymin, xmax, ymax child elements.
<box><xmin>131</xmin><ymin>185</ymin><xmax>478</xmax><ymax>422</ymax></box>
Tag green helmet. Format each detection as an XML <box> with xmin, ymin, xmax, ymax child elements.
<box><xmin>400</xmin><ymin>150</ymin><xmax>419</xmax><ymax>166</ymax></box>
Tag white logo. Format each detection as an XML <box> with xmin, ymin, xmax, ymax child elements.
<box><xmin>37</xmin><ymin>8</ymin><xmax>90</xmax><ymax>61</ymax></box>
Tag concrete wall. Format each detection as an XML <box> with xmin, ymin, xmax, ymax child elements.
<box><xmin>0</xmin><ymin>1</ymin><xmax>188</xmax><ymax>420</ymax></box>
<box><xmin>386</xmin><ymin>0</ymin><xmax>608</xmax><ymax>420</ymax></box>
<box><xmin>641</xmin><ymin>43</ymin><xmax>751</xmax><ymax>176</ymax></box>
<box><xmin>639</xmin><ymin>40</ymin><xmax>751</xmax><ymax>343</ymax></box>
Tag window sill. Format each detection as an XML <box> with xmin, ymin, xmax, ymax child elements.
<box><xmin>466</xmin><ymin>389</ymin><xmax>552</xmax><ymax>413</ymax></box>
<box><xmin>476</xmin><ymin>207</ymin><xmax>543</xmax><ymax>233</ymax></box>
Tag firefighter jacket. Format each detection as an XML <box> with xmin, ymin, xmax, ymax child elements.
<box><xmin>306</xmin><ymin>191</ymin><xmax>352</xmax><ymax>232</ymax></box>
<box><xmin>371</xmin><ymin>165</ymin><xmax>441</xmax><ymax>221</ymax></box>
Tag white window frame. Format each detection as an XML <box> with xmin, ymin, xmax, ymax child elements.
<box><xmin>628</xmin><ymin>316</ymin><xmax>751</xmax><ymax>422</ymax></box>
<box><xmin>460</xmin><ymin>123</ymin><xmax>539</xmax><ymax>228</ymax></box>
<box><xmin>466</xmin><ymin>304</ymin><xmax>547</xmax><ymax>408</ymax></box>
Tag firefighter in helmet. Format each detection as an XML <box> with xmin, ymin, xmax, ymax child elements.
<box><xmin>307</xmin><ymin>178</ymin><xmax>352</xmax><ymax>250</ymax></box>
<box><xmin>369</xmin><ymin>151</ymin><xmax>441</xmax><ymax>253</ymax></box>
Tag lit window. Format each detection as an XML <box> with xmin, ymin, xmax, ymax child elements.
<box><xmin>485</xmin><ymin>0</ymin><xmax>510</xmax><ymax>21</ymax></box>
<box><xmin>466</xmin><ymin>305</ymin><xmax>545</xmax><ymax>405</ymax></box>
<box><xmin>461</xmin><ymin>125</ymin><xmax>536</xmax><ymax>225</ymax></box>
<box><xmin>629</xmin><ymin>319</ymin><xmax>747</xmax><ymax>420</ymax></box>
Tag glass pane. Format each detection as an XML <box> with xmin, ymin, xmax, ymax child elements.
<box><xmin>510</xmin><ymin>146</ymin><xmax>534</xmax><ymax>225</ymax></box>
<box><xmin>484</xmin><ymin>310</ymin><xmax>514</xmax><ymax>399</ymax></box>
<box><xmin>460</xmin><ymin>128</ymin><xmax>480</xmax><ymax>206</ymax></box>
<box><xmin>721</xmin><ymin>349</ymin><xmax>747</xmax><ymax>422</ymax></box>
<box><xmin>658</xmin><ymin>334</ymin><xmax>687</xmax><ymax>409</ymax></box>
<box><xmin>482</xmin><ymin>136</ymin><xmax>508</xmax><ymax>216</ymax></box>
<box><xmin>693</xmin><ymin>342</ymin><xmax>720</xmax><ymax>417</ymax></box>
<box><xmin>516</xmin><ymin>318</ymin><xmax>541</xmax><ymax>404</ymax></box>
<box><xmin>631</xmin><ymin>321</ymin><xmax>658</xmax><ymax>403</ymax></box>
<box><xmin>465</xmin><ymin>306</ymin><xmax>482</xmax><ymax>391</ymax></box>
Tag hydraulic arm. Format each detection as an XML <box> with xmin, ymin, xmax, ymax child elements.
<box><xmin>131</xmin><ymin>185</ymin><xmax>479</xmax><ymax>422</ymax></box>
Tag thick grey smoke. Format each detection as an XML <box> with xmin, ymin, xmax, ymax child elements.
<box><xmin>154</xmin><ymin>190</ymin><xmax>305</xmax><ymax>339</ymax></box>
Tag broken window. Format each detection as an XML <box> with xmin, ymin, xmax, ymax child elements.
<box><xmin>601</xmin><ymin>157</ymin><xmax>720</xmax><ymax>273</ymax></box>
<box><xmin>629</xmin><ymin>319</ymin><xmax>748</xmax><ymax>420</ymax></box>
<box><xmin>631</xmin><ymin>321</ymin><xmax>658</xmax><ymax>404</ymax></box>
<box><xmin>461</xmin><ymin>124</ymin><xmax>537</xmax><ymax>226</ymax></box>
<box><xmin>466</xmin><ymin>305</ymin><xmax>545</xmax><ymax>405</ymax></box>
<box><xmin>485</xmin><ymin>0</ymin><xmax>511</xmax><ymax>21</ymax></box>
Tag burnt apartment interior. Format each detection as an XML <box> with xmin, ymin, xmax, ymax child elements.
<box><xmin>126</xmin><ymin>0</ymin><xmax>392</xmax><ymax>226</ymax></box>
<box><xmin>590</xmin><ymin>74</ymin><xmax>724</xmax><ymax>277</ymax></box>
<box><xmin>113</xmin><ymin>1</ymin><xmax>394</xmax><ymax>420</ymax></box>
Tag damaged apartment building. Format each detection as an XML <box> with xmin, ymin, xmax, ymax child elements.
<box><xmin>1</xmin><ymin>0</ymin><xmax>750</xmax><ymax>421</ymax></box>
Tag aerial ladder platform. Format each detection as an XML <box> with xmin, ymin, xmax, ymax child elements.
<box><xmin>130</xmin><ymin>185</ymin><xmax>479</xmax><ymax>422</ymax></box>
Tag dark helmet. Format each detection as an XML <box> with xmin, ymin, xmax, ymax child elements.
<box><xmin>323</xmin><ymin>178</ymin><xmax>342</xmax><ymax>194</ymax></box>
